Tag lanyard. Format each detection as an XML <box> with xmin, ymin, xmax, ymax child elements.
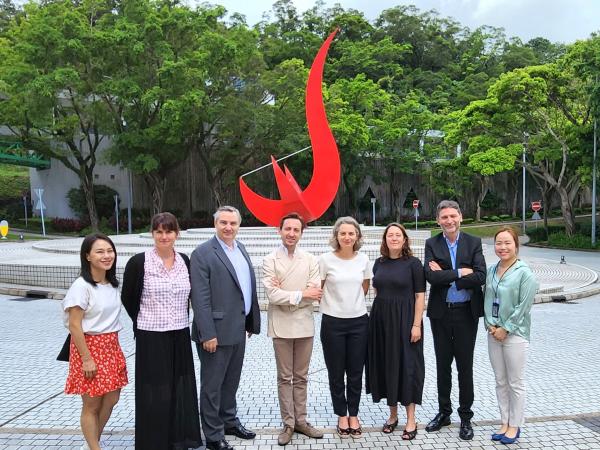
<box><xmin>491</xmin><ymin>259</ymin><xmax>518</xmax><ymax>300</ymax></box>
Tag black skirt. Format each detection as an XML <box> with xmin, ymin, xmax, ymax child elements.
<box><xmin>366</xmin><ymin>295</ymin><xmax>425</xmax><ymax>407</ymax></box>
<box><xmin>135</xmin><ymin>328</ymin><xmax>202</xmax><ymax>449</ymax></box>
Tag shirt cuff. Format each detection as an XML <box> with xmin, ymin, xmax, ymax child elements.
<box><xmin>289</xmin><ymin>291</ymin><xmax>302</xmax><ymax>305</ymax></box>
<box><xmin>457</xmin><ymin>269</ymin><xmax>462</xmax><ymax>278</ymax></box>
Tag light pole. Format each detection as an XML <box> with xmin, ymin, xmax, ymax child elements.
<box><xmin>592</xmin><ymin>118</ymin><xmax>597</xmax><ymax>246</ymax></box>
<box><xmin>522</xmin><ymin>132</ymin><xmax>529</xmax><ymax>234</ymax></box>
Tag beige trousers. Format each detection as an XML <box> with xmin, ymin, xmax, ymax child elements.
<box><xmin>487</xmin><ymin>333</ymin><xmax>529</xmax><ymax>427</ymax></box>
<box><xmin>273</xmin><ymin>337</ymin><xmax>314</xmax><ymax>427</ymax></box>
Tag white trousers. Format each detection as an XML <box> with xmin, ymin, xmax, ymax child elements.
<box><xmin>487</xmin><ymin>333</ymin><xmax>529</xmax><ymax>427</ymax></box>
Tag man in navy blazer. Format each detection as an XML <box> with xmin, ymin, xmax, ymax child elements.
<box><xmin>191</xmin><ymin>205</ymin><xmax>261</xmax><ymax>450</ymax></box>
<box><xmin>423</xmin><ymin>200</ymin><xmax>486</xmax><ymax>441</ymax></box>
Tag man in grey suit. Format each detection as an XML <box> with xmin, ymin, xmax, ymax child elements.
<box><xmin>191</xmin><ymin>206</ymin><xmax>261</xmax><ymax>450</ymax></box>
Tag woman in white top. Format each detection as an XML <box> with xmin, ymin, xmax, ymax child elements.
<box><xmin>63</xmin><ymin>234</ymin><xmax>128</xmax><ymax>450</ymax></box>
<box><xmin>319</xmin><ymin>217</ymin><xmax>372</xmax><ymax>438</ymax></box>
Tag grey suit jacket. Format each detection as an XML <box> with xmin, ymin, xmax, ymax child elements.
<box><xmin>190</xmin><ymin>236</ymin><xmax>261</xmax><ymax>346</ymax></box>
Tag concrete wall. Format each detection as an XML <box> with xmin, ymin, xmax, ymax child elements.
<box><xmin>29</xmin><ymin>139</ymin><xmax>130</xmax><ymax>218</ymax></box>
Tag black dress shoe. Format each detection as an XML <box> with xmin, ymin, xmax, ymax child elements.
<box><xmin>205</xmin><ymin>439</ymin><xmax>234</xmax><ymax>450</ymax></box>
<box><xmin>459</xmin><ymin>420</ymin><xmax>474</xmax><ymax>440</ymax></box>
<box><xmin>425</xmin><ymin>413</ymin><xmax>451</xmax><ymax>432</ymax></box>
<box><xmin>225</xmin><ymin>423</ymin><xmax>256</xmax><ymax>440</ymax></box>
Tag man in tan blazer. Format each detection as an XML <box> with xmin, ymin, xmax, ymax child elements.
<box><xmin>263</xmin><ymin>212</ymin><xmax>324</xmax><ymax>446</ymax></box>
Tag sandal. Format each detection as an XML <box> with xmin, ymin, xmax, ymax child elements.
<box><xmin>402</xmin><ymin>425</ymin><xmax>418</xmax><ymax>441</ymax></box>
<box><xmin>382</xmin><ymin>419</ymin><xmax>398</xmax><ymax>434</ymax></box>
<box><xmin>349</xmin><ymin>426</ymin><xmax>363</xmax><ymax>438</ymax></box>
<box><xmin>336</xmin><ymin>425</ymin><xmax>350</xmax><ymax>438</ymax></box>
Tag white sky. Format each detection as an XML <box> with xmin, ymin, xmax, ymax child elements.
<box><xmin>201</xmin><ymin>0</ymin><xmax>600</xmax><ymax>43</ymax></box>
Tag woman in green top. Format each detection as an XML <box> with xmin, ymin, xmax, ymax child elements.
<box><xmin>484</xmin><ymin>227</ymin><xmax>538</xmax><ymax>445</ymax></box>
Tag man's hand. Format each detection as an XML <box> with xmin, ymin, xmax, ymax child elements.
<box><xmin>460</xmin><ymin>267</ymin><xmax>474</xmax><ymax>276</ymax></box>
<box><xmin>271</xmin><ymin>278</ymin><xmax>281</xmax><ymax>288</ymax></box>
<box><xmin>302</xmin><ymin>286</ymin><xmax>323</xmax><ymax>302</ymax></box>
<box><xmin>202</xmin><ymin>338</ymin><xmax>218</xmax><ymax>353</ymax></box>
<box><xmin>429</xmin><ymin>261</ymin><xmax>442</xmax><ymax>271</ymax></box>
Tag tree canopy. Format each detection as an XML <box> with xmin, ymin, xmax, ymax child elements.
<box><xmin>0</xmin><ymin>0</ymin><xmax>596</xmax><ymax>232</ymax></box>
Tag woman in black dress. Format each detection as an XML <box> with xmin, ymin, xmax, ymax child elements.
<box><xmin>367</xmin><ymin>223</ymin><xmax>425</xmax><ymax>440</ymax></box>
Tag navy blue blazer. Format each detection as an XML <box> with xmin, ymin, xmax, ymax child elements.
<box><xmin>424</xmin><ymin>232</ymin><xmax>486</xmax><ymax>320</ymax></box>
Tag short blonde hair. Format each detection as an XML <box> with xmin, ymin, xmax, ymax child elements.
<box><xmin>329</xmin><ymin>216</ymin><xmax>363</xmax><ymax>251</ymax></box>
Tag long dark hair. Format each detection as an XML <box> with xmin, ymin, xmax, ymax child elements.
<box><xmin>80</xmin><ymin>233</ymin><xmax>119</xmax><ymax>287</ymax></box>
<box><xmin>380</xmin><ymin>223</ymin><xmax>413</xmax><ymax>260</ymax></box>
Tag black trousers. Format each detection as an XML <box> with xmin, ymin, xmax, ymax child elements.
<box><xmin>320</xmin><ymin>313</ymin><xmax>368</xmax><ymax>417</ymax></box>
<box><xmin>430</xmin><ymin>305</ymin><xmax>479</xmax><ymax>421</ymax></box>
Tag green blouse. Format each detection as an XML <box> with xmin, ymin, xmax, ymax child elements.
<box><xmin>484</xmin><ymin>259</ymin><xmax>538</xmax><ymax>341</ymax></box>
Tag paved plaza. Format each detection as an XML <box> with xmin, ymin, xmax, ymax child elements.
<box><xmin>1</xmin><ymin>240</ymin><xmax>600</xmax><ymax>449</ymax></box>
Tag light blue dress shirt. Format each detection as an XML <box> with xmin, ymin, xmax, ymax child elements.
<box><xmin>217</xmin><ymin>236</ymin><xmax>253</xmax><ymax>315</ymax></box>
<box><xmin>444</xmin><ymin>233</ymin><xmax>470</xmax><ymax>303</ymax></box>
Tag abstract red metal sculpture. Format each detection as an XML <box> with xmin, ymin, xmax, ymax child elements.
<box><xmin>239</xmin><ymin>29</ymin><xmax>341</xmax><ymax>226</ymax></box>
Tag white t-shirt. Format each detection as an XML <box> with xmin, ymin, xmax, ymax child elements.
<box><xmin>319</xmin><ymin>252</ymin><xmax>372</xmax><ymax>318</ymax></box>
<box><xmin>62</xmin><ymin>277</ymin><xmax>122</xmax><ymax>334</ymax></box>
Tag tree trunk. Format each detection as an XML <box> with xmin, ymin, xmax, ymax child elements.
<box><xmin>541</xmin><ymin>189</ymin><xmax>550</xmax><ymax>239</ymax></box>
<box><xmin>145</xmin><ymin>173</ymin><xmax>166</xmax><ymax>216</ymax></box>
<box><xmin>475</xmin><ymin>176</ymin><xmax>488</xmax><ymax>222</ymax></box>
<box><xmin>390</xmin><ymin>168</ymin><xmax>402</xmax><ymax>222</ymax></box>
<box><xmin>80</xmin><ymin>169</ymin><xmax>99</xmax><ymax>232</ymax></box>
<box><xmin>556</xmin><ymin>185</ymin><xmax>576</xmax><ymax>236</ymax></box>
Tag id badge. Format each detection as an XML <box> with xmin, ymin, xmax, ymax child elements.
<box><xmin>492</xmin><ymin>298</ymin><xmax>500</xmax><ymax>318</ymax></box>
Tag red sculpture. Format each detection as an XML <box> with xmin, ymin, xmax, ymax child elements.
<box><xmin>239</xmin><ymin>29</ymin><xmax>341</xmax><ymax>226</ymax></box>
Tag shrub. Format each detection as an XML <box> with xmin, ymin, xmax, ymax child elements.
<box><xmin>547</xmin><ymin>232</ymin><xmax>598</xmax><ymax>249</ymax></box>
<box><xmin>67</xmin><ymin>185</ymin><xmax>120</xmax><ymax>220</ymax></box>
<box><xmin>51</xmin><ymin>217</ymin><xmax>89</xmax><ymax>232</ymax></box>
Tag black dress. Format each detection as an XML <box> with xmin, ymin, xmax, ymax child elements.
<box><xmin>366</xmin><ymin>256</ymin><xmax>426</xmax><ymax>406</ymax></box>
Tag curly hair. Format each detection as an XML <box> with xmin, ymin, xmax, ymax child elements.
<box><xmin>329</xmin><ymin>216</ymin><xmax>363</xmax><ymax>251</ymax></box>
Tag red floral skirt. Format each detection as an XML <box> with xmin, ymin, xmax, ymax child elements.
<box><xmin>65</xmin><ymin>332</ymin><xmax>128</xmax><ymax>397</ymax></box>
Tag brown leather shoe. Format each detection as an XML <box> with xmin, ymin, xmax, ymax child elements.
<box><xmin>278</xmin><ymin>425</ymin><xmax>294</xmax><ymax>446</ymax></box>
<box><xmin>294</xmin><ymin>422</ymin><xmax>324</xmax><ymax>439</ymax></box>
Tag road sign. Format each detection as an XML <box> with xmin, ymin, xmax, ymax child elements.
<box><xmin>34</xmin><ymin>188</ymin><xmax>46</xmax><ymax>211</ymax></box>
<box><xmin>532</xmin><ymin>211</ymin><xmax>541</xmax><ymax>220</ymax></box>
<box><xmin>412</xmin><ymin>199</ymin><xmax>419</xmax><ymax>209</ymax></box>
<box><xmin>531</xmin><ymin>201</ymin><xmax>541</xmax><ymax>212</ymax></box>
<box><xmin>34</xmin><ymin>188</ymin><xmax>46</xmax><ymax>236</ymax></box>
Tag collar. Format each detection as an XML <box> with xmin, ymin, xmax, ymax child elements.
<box><xmin>216</xmin><ymin>235</ymin><xmax>237</xmax><ymax>251</ymax></box>
<box><xmin>278</xmin><ymin>244</ymin><xmax>300</xmax><ymax>258</ymax></box>
<box><xmin>443</xmin><ymin>232</ymin><xmax>460</xmax><ymax>246</ymax></box>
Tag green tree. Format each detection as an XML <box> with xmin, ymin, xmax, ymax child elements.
<box><xmin>0</xmin><ymin>0</ymin><xmax>116</xmax><ymax>230</ymax></box>
<box><xmin>446</xmin><ymin>62</ymin><xmax>592</xmax><ymax>235</ymax></box>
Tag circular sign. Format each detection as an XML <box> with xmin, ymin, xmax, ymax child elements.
<box><xmin>412</xmin><ymin>199</ymin><xmax>420</xmax><ymax>209</ymax></box>
<box><xmin>531</xmin><ymin>201</ymin><xmax>541</xmax><ymax>212</ymax></box>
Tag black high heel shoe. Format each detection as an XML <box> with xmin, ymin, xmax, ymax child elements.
<box><xmin>382</xmin><ymin>419</ymin><xmax>398</xmax><ymax>434</ymax></box>
<box><xmin>402</xmin><ymin>424</ymin><xmax>418</xmax><ymax>441</ymax></box>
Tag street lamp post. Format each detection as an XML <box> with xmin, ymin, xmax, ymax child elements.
<box><xmin>522</xmin><ymin>133</ymin><xmax>529</xmax><ymax>235</ymax></box>
<box><xmin>592</xmin><ymin>118</ymin><xmax>597</xmax><ymax>246</ymax></box>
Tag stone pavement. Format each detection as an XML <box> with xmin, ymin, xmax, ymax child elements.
<box><xmin>1</xmin><ymin>286</ymin><xmax>600</xmax><ymax>449</ymax></box>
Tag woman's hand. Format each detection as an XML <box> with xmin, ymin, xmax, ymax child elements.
<box><xmin>492</xmin><ymin>327</ymin><xmax>508</xmax><ymax>341</ymax></box>
<box><xmin>82</xmin><ymin>357</ymin><xmax>97</xmax><ymax>379</ymax></box>
<box><xmin>410</xmin><ymin>325</ymin><xmax>422</xmax><ymax>343</ymax></box>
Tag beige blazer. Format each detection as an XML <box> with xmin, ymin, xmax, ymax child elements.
<box><xmin>263</xmin><ymin>246</ymin><xmax>320</xmax><ymax>338</ymax></box>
